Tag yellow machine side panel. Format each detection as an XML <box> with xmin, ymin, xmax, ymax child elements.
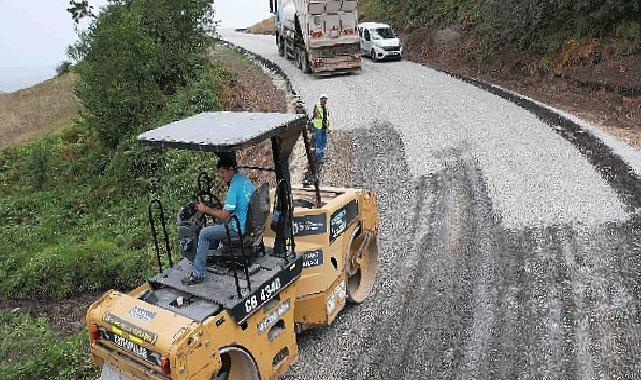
<box><xmin>200</xmin><ymin>285</ymin><xmax>300</xmax><ymax>380</ymax></box>
<box><xmin>87</xmin><ymin>290</ymin><xmax>198</xmax><ymax>354</ymax></box>
<box><xmin>294</xmin><ymin>275</ymin><xmax>347</xmax><ymax>331</ymax></box>
<box><xmin>265</xmin><ymin>189</ymin><xmax>374</xmax><ymax>329</ymax></box>
<box><xmin>88</xmin><ymin>285</ymin><xmax>299</xmax><ymax>380</ymax></box>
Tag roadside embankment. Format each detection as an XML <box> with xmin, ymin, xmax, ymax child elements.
<box><xmin>0</xmin><ymin>73</ymin><xmax>78</xmax><ymax>149</ymax></box>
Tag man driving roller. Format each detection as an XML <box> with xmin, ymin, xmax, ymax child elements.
<box><xmin>182</xmin><ymin>156</ymin><xmax>255</xmax><ymax>285</ymax></box>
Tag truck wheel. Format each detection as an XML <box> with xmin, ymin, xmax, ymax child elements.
<box><xmin>278</xmin><ymin>39</ymin><xmax>285</xmax><ymax>57</ymax></box>
<box><xmin>215</xmin><ymin>348</ymin><xmax>259</xmax><ymax>380</ymax></box>
<box><xmin>371</xmin><ymin>49</ymin><xmax>378</xmax><ymax>63</ymax></box>
<box><xmin>284</xmin><ymin>40</ymin><xmax>293</xmax><ymax>60</ymax></box>
<box><xmin>345</xmin><ymin>227</ymin><xmax>378</xmax><ymax>304</ymax></box>
<box><xmin>302</xmin><ymin>53</ymin><xmax>312</xmax><ymax>74</ymax></box>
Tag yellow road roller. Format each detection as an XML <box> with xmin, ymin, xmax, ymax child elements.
<box><xmin>86</xmin><ymin>112</ymin><xmax>379</xmax><ymax>379</ymax></box>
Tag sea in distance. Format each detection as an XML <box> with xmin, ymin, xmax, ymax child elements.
<box><xmin>0</xmin><ymin>66</ymin><xmax>57</xmax><ymax>93</ymax></box>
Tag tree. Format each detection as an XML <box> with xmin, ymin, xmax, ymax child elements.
<box><xmin>67</xmin><ymin>0</ymin><xmax>217</xmax><ymax>148</ymax></box>
<box><xmin>67</xmin><ymin>0</ymin><xmax>95</xmax><ymax>26</ymax></box>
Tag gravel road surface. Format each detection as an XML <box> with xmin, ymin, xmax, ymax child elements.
<box><xmin>222</xmin><ymin>31</ymin><xmax>641</xmax><ymax>380</ymax></box>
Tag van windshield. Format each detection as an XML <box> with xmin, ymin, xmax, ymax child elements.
<box><xmin>374</xmin><ymin>28</ymin><xmax>396</xmax><ymax>39</ymax></box>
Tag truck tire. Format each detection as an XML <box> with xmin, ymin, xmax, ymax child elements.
<box><xmin>285</xmin><ymin>40</ymin><xmax>294</xmax><ymax>60</ymax></box>
<box><xmin>302</xmin><ymin>53</ymin><xmax>312</xmax><ymax>74</ymax></box>
<box><xmin>297</xmin><ymin>50</ymin><xmax>304</xmax><ymax>70</ymax></box>
<box><xmin>371</xmin><ymin>49</ymin><xmax>378</xmax><ymax>63</ymax></box>
<box><xmin>278</xmin><ymin>39</ymin><xmax>285</xmax><ymax>57</ymax></box>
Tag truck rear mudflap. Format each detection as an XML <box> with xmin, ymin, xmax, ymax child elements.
<box><xmin>309</xmin><ymin>45</ymin><xmax>361</xmax><ymax>74</ymax></box>
<box><xmin>311</xmin><ymin>58</ymin><xmax>361</xmax><ymax>75</ymax></box>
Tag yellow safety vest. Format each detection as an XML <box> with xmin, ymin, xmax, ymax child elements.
<box><xmin>313</xmin><ymin>104</ymin><xmax>330</xmax><ymax>130</ymax></box>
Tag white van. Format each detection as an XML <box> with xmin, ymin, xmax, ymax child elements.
<box><xmin>357</xmin><ymin>22</ymin><xmax>403</xmax><ymax>62</ymax></box>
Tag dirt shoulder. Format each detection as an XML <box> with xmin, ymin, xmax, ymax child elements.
<box><xmin>209</xmin><ymin>46</ymin><xmax>286</xmax><ymax>114</ymax></box>
<box><xmin>0</xmin><ymin>295</ymin><xmax>98</xmax><ymax>338</ymax></box>
<box><xmin>0</xmin><ymin>73</ymin><xmax>79</xmax><ymax>150</ymax></box>
<box><xmin>402</xmin><ymin>26</ymin><xmax>641</xmax><ymax>149</ymax></box>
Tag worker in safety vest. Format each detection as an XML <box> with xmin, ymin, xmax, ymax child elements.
<box><xmin>312</xmin><ymin>94</ymin><xmax>330</xmax><ymax>167</ymax></box>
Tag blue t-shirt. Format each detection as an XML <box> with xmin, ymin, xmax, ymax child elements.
<box><xmin>224</xmin><ymin>173</ymin><xmax>255</xmax><ymax>233</ymax></box>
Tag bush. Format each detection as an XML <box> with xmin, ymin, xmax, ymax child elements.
<box><xmin>55</xmin><ymin>61</ymin><xmax>72</xmax><ymax>77</ymax></box>
<box><xmin>360</xmin><ymin>0</ymin><xmax>641</xmax><ymax>54</ymax></box>
<box><xmin>3</xmin><ymin>239</ymin><xmax>150</xmax><ymax>299</ymax></box>
<box><xmin>0</xmin><ymin>312</ymin><xmax>96</xmax><ymax>380</ymax></box>
<box><xmin>27</xmin><ymin>140</ymin><xmax>53</xmax><ymax>190</ymax></box>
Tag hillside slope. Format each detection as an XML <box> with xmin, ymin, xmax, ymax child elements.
<box><xmin>0</xmin><ymin>73</ymin><xmax>78</xmax><ymax>149</ymax></box>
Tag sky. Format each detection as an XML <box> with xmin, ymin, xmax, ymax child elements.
<box><xmin>0</xmin><ymin>0</ymin><xmax>270</xmax><ymax>69</ymax></box>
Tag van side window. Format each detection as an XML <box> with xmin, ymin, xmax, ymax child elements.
<box><xmin>364</xmin><ymin>29</ymin><xmax>370</xmax><ymax>41</ymax></box>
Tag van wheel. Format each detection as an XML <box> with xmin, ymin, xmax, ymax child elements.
<box><xmin>214</xmin><ymin>348</ymin><xmax>259</xmax><ymax>380</ymax></box>
<box><xmin>371</xmin><ymin>49</ymin><xmax>378</xmax><ymax>63</ymax></box>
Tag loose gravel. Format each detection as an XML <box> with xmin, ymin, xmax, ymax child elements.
<box><xmin>222</xmin><ymin>31</ymin><xmax>641</xmax><ymax>380</ymax></box>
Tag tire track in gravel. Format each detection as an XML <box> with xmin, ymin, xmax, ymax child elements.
<box><xmin>308</xmin><ymin>126</ymin><xmax>641</xmax><ymax>379</ymax></box>
<box><xmin>342</xmin><ymin>147</ymin><xmax>502</xmax><ymax>380</ymax></box>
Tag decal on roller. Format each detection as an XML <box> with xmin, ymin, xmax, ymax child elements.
<box><xmin>103</xmin><ymin>312</ymin><xmax>158</xmax><ymax>345</ymax></box>
<box><xmin>302</xmin><ymin>249</ymin><xmax>324</xmax><ymax>268</ymax></box>
<box><xmin>330</xmin><ymin>200</ymin><xmax>358</xmax><ymax>243</ymax></box>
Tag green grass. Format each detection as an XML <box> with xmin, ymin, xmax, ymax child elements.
<box><xmin>0</xmin><ymin>311</ymin><xmax>96</xmax><ymax>380</ymax></box>
<box><xmin>0</xmin><ymin>125</ymin><xmax>222</xmax><ymax>299</ymax></box>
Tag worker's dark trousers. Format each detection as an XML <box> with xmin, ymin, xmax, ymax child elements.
<box><xmin>315</xmin><ymin>129</ymin><xmax>328</xmax><ymax>164</ymax></box>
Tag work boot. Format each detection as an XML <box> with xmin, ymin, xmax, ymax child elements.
<box><xmin>181</xmin><ymin>273</ymin><xmax>204</xmax><ymax>285</ymax></box>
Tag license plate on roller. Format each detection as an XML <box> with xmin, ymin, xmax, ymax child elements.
<box><xmin>105</xmin><ymin>330</ymin><xmax>159</xmax><ymax>366</ymax></box>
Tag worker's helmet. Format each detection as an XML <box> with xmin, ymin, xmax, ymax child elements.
<box><xmin>320</xmin><ymin>94</ymin><xmax>328</xmax><ymax>100</ymax></box>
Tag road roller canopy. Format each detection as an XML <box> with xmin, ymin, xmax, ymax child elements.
<box><xmin>138</xmin><ymin>110</ymin><xmax>322</xmax><ymax>211</ymax></box>
<box><xmin>137</xmin><ymin>111</ymin><xmax>307</xmax><ymax>152</ymax></box>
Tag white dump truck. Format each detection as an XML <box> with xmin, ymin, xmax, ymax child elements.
<box><xmin>269</xmin><ymin>0</ymin><xmax>362</xmax><ymax>74</ymax></box>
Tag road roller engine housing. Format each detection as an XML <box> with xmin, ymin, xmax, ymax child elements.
<box><xmin>86</xmin><ymin>112</ymin><xmax>379</xmax><ymax>380</ymax></box>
